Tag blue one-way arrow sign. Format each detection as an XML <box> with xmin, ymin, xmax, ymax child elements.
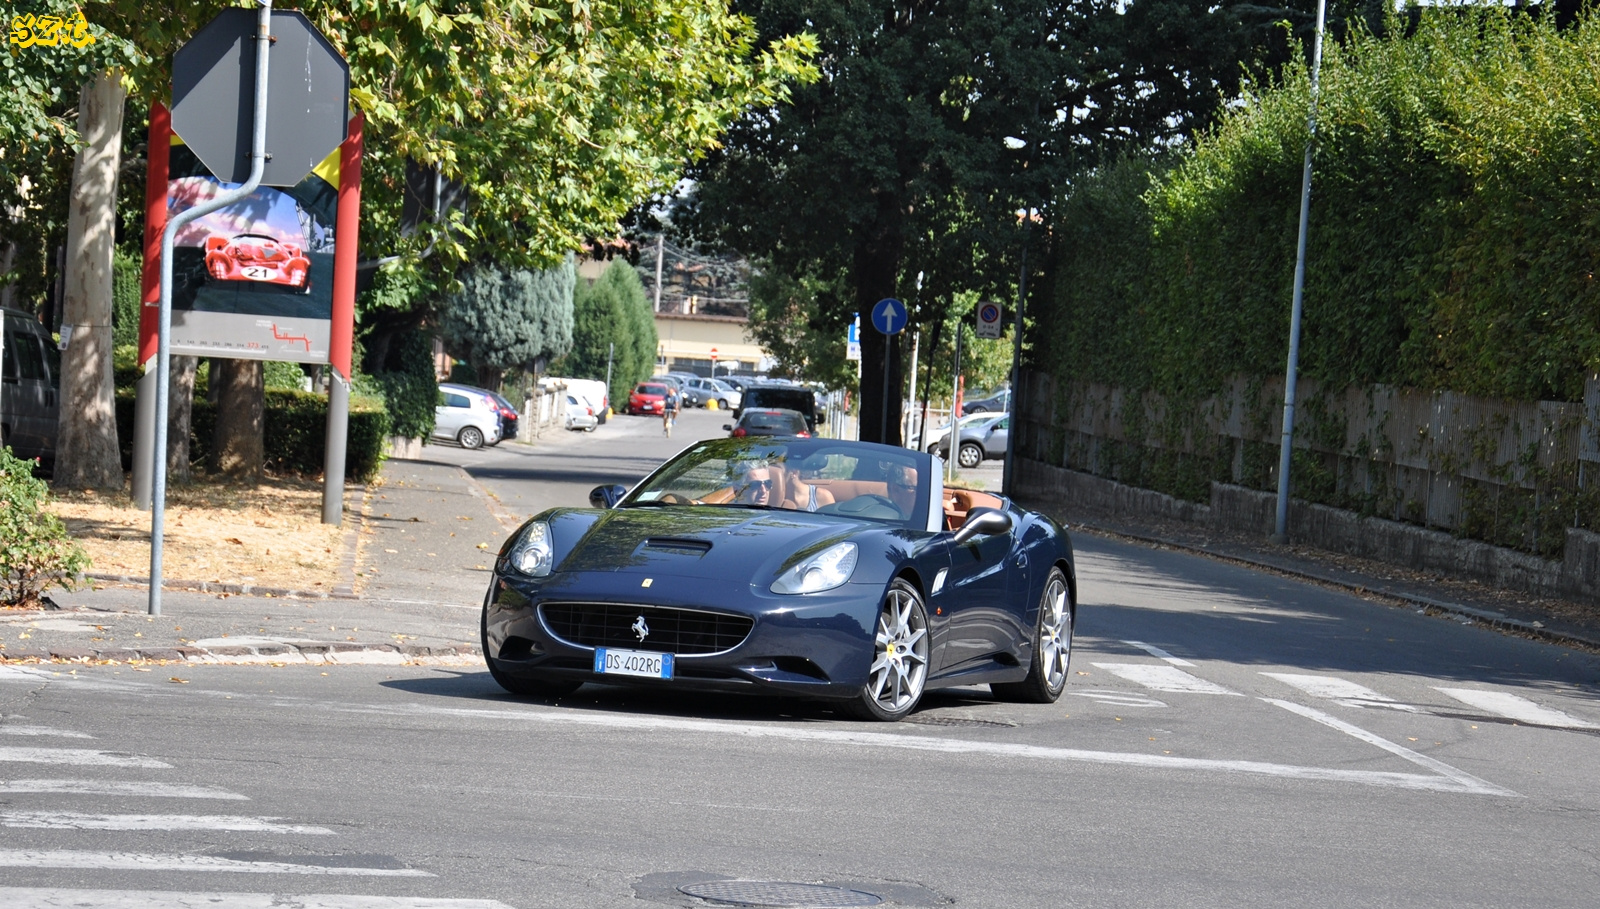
<box><xmin>872</xmin><ymin>298</ymin><xmax>908</xmax><ymax>336</ymax></box>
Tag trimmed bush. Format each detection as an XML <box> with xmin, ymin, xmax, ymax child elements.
<box><xmin>0</xmin><ymin>447</ymin><xmax>89</xmax><ymax>607</ymax></box>
<box><xmin>114</xmin><ymin>390</ymin><xmax>390</xmax><ymax>482</ymax></box>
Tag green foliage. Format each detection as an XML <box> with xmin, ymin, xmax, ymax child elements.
<box><xmin>562</xmin><ymin>261</ymin><xmax>657</xmax><ymax>407</ymax></box>
<box><xmin>263</xmin><ymin>362</ymin><xmax>306</xmax><ymax>391</ymax></box>
<box><xmin>113</xmin><ymin>391</ymin><xmax>391</xmax><ymax>483</ymax></box>
<box><xmin>744</xmin><ymin>265</ymin><xmax>854</xmax><ymax>390</ymax></box>
<box><xmin>1044</xmin><ymin>8</ymin><xmax>1600</xmax><ymax>409</ymax></box>
<box><xmin>0</xmin><ymin>446</ymin><xmax>89</xmax><ymax>607</ymax></box>
<box><xmin>111</xmin><ymin>246</ymin><xmax>142</xmax><ymax>348</ymax></box>
<box><xmin>368</xmin><ymin>330</ymin><xmax>439</xmax><ymax>441</ymax></box>
<box><xmin>438</xmin><ymin>257</ymin><xmax>575</xmax><ymax>387</ymax></box>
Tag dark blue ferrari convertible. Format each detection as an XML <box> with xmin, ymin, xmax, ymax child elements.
<box><xmin>481</xmin><ymin>437</ymin><xmax>1076</xmax><ymax>721</ymax></box>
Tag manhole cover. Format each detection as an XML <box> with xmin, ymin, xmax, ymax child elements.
<box><xmin>903</xmin><ymin>714</ymin><xmax>1016</xmax><ymax>729</ymax></box>
<box><xmin>678</xmin><ymin>880</ymin><xmax>883</xmax><ymax>907</ymax></box>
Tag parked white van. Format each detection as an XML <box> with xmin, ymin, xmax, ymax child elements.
<box><xmin>547</xmin><ymin>377</ymin><xmax>610</xmax><ymax>423</ymax></box>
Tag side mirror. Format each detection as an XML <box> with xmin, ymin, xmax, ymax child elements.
<box><xmin>952</xmin><ymin>506</ymin><xmax>1012</xmax><ymax>545</ymax></box>
<box><xmin>589</xmin><ymin>484</ymin><xmax>628</xmax><ymax>509</ymax></box>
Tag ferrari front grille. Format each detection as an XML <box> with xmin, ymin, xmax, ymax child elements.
<box><xmin>539</xmin><ymin>603</ymin><xmax>754</xmax><ymax>656</ymax></box>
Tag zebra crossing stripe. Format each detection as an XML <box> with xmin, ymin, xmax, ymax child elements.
<box><xmin>0</xmin><ymin>779</ymin><xmax>247</xmax><ymax>799</ymax></box>
<box><xmin>1433</xmin><ymin>688</ymin><xmax>1599</xmax><ymax>729</ymax></box>
<box><xmin>1123</xmin><ymin>641</ymin><xmax>1195</xmax><ymax>666</ymax></box>
<box><xmin>0</xmin><ymin>748</ymin><xmax>168</xmax><ymax>768</ymax></box>
<box><xmin>1092</xmin><ymin>663</ymin><xmax>1240</xmax><ymax>695</ymax></box>
<box><xmin>1262</xmin><ymin>673</ymin><xmax>1417</xmax><ymax>711</ymax></box>
<box><xmin>0</xmin><ymin>851</ymin><xmax>432</xmax><ymax>876</ymax></box>
<box><xmin>0</xmin><ymin>889</ymin><xmax>510</xmax><ymax>908</ymax></box>
<box><xmin>0</xmin><ymin>726</ymin><xmax>93</xmax><ymax>738</ymax></box>
<box><xmin>0</xmin><ymin>812</ymin><xmax>334</xmax><ymax>834</ymax></box>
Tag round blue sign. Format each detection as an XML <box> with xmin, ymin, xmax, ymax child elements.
<box><xmin>872</xmin><ymin>298</ymin><xmax>909</xmax><ymax>336</ymax></box>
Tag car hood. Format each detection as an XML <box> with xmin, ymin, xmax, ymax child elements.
<box><xmin>544</xmin><ymin>506</ymin><xmax>868</xmax><ymax>585</ymax></box>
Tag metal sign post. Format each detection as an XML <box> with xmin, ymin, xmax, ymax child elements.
<box><xmin>150</xmin><ymin>0</ymin><xmax>275</xmax><ymax>616</ymax></box>
<box><xmin>872</xmin><ymin>298</ymin><xmax>908</xmax><ymax>443</ymax></box>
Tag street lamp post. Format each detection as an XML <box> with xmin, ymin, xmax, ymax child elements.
<box><xmin>1272</xmin><ymin>0</ymin><xmax>1329</xmax><ymax>544</ymax></box>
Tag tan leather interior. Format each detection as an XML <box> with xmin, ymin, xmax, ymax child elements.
<box><xmin>943</xmin><ymin>488</ymin><xmax>1004</xmax><ymax>531</ymax></box>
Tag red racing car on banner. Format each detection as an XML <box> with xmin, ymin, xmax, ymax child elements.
<box><xmin>203</xmin><ymin>233</ymin><xmax>310</xmax><ymax>289</ymax></box>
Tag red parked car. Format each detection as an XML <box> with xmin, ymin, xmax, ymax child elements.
<box><xmin>628</xmin><ymin>383</ymin><xmax>670</xmax><ymax>415</ymax></box>
<box><xmin>203</xmin><ymin>233</ymin><xmax>311</xmax><ymax>288</ymax></box>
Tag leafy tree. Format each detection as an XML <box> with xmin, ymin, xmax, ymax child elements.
<box><xmin>438</xmin><ymin>258</ymin><xmax>576</xmax><ymax>390</ymax></box>
<box><xmin>677</xmin><ymin>0</ymin><xmax>1331</xmax><ymax>444</ymax></box>
<box><xmin>744</xmin><ymin>264</ymin><xmax>854</xmax><ymax>389</ymax></box>
<box><xmin>565</xmin><ymin>261</ymin><xmax>658</xmax><ymax>408</ymax></box>
<box><xmin>10</xmin><ymin>0</ymin><xmax>816</xmax><ymax>488</ymax></box>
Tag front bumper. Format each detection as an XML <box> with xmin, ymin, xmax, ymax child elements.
<box><xmin>483</xmin><ymin>570</ymin><xmax>881</xmax><ymax>698</ymax></box>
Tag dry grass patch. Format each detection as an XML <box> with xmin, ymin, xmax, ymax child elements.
<box><xmin>46</xmin><ymin>476</ymin><xmax>355</xmax><ymax>592</ymax></box>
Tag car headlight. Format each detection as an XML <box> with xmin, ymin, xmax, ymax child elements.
<box><xmin>771</xmin><ymin>542</ymin><xmax>858</xmax><ymax>595</ymax></box>
<box><xmin>507</xmin><ymin>522</ymin><xmax>555</xmax><ymax>577</ymax></box>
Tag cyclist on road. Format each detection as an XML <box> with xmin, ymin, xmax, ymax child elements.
<box><xmin>662</xmin><ymin>387</ymin><xmax>679</xmax><ymax>437</ymax></box>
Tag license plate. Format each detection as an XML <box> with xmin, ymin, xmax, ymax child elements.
<box><xmin>594</xmin><ymin>648</ymin><xmax>674</xmax><ymax>679</ymax></box>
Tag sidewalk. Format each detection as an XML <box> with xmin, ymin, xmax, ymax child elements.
<box><xmin>1</xmin><ymin>456</ymin><xmax>518</xmax><ymax>668</ymax></box>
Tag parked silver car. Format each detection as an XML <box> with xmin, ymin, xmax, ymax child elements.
<box><xmin>564</xmin><ymin>394</ymin><xmax>598</xmax><ymax>432</ymax></box>
<box><xmin>434</xmin><ymin>386</ymin><xmax>502</xmax><ymax>449</ymax></box>
<box><xmin>1</xmin><ymin>306</ymin><xmax>60</xmax><ymax>466</ymax></box>
<box><xmin>935</xmin><ymin>413</ymin><xmax>1009</xmax><ymax>468</ymax></box>
<box><xmin>684</xmin><ymin>376</ymin><xmax>742</xmax><ymax>410</ymax></box>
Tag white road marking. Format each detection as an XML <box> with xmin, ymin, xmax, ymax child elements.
<box><xmin>1433</xmin><ymin>688</ymin><xmax>1598</xmax><ymax>729</ymax></box>
<box><xmin>0</xmin><ymin>851</ymin><xmax>431</xmax><ymax>877</ymax></box>
<box><xmin>0</xmin><ymin>812</ymin><xmax>334</xmax><ymax>834</ymax></box>
<box><xmin>363</xmin><ymin>702</ymin><xmax>1511</xmax><ymax>795</ymax></box>
<box><xmin>1063</xmin><ymin>689</ymin><xmax>1170</xmax><ymax>708</ymax></box>
<box><xmin>1092</xmin><ymin>663</ymin><xmax>1240</xmax><ymax>695</ymax></box>
<box><xmin>1262</xmin><ymin>673</ymin><xmax>1417</xmax><ymax>711</ymax></box>
<box><xmin>0</xmin><ymin>889</ymin><xmax>507</xmax><ymax>908</ymax></box>
<box><xmin>0</xmin><ymin>748</ymin><xmax>168</xmax><ymax>768</ymax></box>
<box><xmin>1123</xmin><ymin>641</ymin><xmax>1194</xmax><ymax>666</ymax></box>
<box><xmin>0</xmin><ymin>779</ymin><xmax>247</xmax><ymax>799</ymax></box>
<box><xmin>0</xmin><ymin>726</ymin><xmax>93</xmax><ymax>738</ymax></box>
<box><xmin>1263</xmin><ymin>698</ymin><xmax>1516</xmax><ymax>797</ymax></box>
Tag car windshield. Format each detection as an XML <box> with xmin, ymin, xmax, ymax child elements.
<box><xmin>623</xmin><ymin>438</ymin><xmax>933</xmax><ymax>529</ymax></box>
<box><xmin>637</xmin><ymin>384</ymin><xmax>667</xmax><ymax>396</ymax></box>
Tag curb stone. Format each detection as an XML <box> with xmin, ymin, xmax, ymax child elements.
<box><xmin>0</xmin><ymin>641</ymin><xmax>481</xmax><ymax>667</ymax></box>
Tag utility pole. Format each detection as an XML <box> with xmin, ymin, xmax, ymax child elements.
<box><xmin>1273</xmin><ymin>0</ymin><xmax>1328</xmax><ymax>544</ymax></box>
<box><xmin>653</xmin><ymin>234</ymin><xmax>664</xmax><ymax>312</ymax></box>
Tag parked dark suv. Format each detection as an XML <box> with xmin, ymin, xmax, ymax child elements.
<box><xmin>1</xmin><ymin>306</ymin><xmax>60</xmax><ymax>466</ymax></box>
<box><xmin>735</xmin><ymin>384</ymin><xmax>819</xmax><ymax>431</ymax></box>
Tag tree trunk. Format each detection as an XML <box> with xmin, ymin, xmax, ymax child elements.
<box><xmin>166</xmin><ymin>355</ymin><xmax>197</xmax><ymax>484</ymax></box>
<box><xmin>53</xmin><ymin>69</ymin><xmax>126</xmax><ymax>490</ymax></box>
<box><xmin>211</xmin><ymin>358</ymin><xmax>264</xmax><ymax>482</ymax></box>
<box><xmin>854</xmin><ymin>225</ymin><xmax>905</xmax><ymax>446</ymax></box>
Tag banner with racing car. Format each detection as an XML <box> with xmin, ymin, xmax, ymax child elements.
<box><xmin>159</xmin><ymin>135</ymin><xmax>339</xmax><ymax>363</ymax></box>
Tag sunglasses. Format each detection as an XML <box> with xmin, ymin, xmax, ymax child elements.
<box><xmin>748</xmin><ymin>479</ymin><xmax>773</xmax><ymax>490</ymax></box>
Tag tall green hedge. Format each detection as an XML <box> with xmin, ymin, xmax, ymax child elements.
<box><xmin>115</xmin><ymin>389</ymin><xmax>390</xmax><ymax>482</ymax></box>
<box><xmin>1042</xmin><ymin>8</ymin><xmax>1600</xmax><ymax>405</ymax></box>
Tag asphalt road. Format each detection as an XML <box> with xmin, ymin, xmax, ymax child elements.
<box><xmin>3</xmin><ymin>407</ymin><xmax>1598</xmax><ymax>909</ymax></box>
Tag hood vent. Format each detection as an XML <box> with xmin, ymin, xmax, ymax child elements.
<box><xmin>642</xmin><ymin>537</ymin><xmax>713</xmax><ymax>555</ymax></box>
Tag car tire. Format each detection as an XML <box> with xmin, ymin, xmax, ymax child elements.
<box><xmin>967</xmin><ymin>404</ymin><xmax>989</xmax><ymax>414</ymax></box>
<box><xmin>840</xmin><ymin>579</ymin><xmax>929</xmax><ymax>722</ymax></box>
<box><xmin>957</xmin><ymin>442</ymin><xmax>983</xmax><ymax>469</ymax></box>
<box><xmin>991</xmin><ymin>567</ymin><xmax>1073</xmax><ymax>703</ymax></box>
<box><xmin>481</xmin><ymin>607</ymin><xmax>582</xmax><ymax>699</ymax></box>
<box><xmin>458</xmin><ymin>426</ymin><xmax>485</xmax><ymax>450</ymax></box>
